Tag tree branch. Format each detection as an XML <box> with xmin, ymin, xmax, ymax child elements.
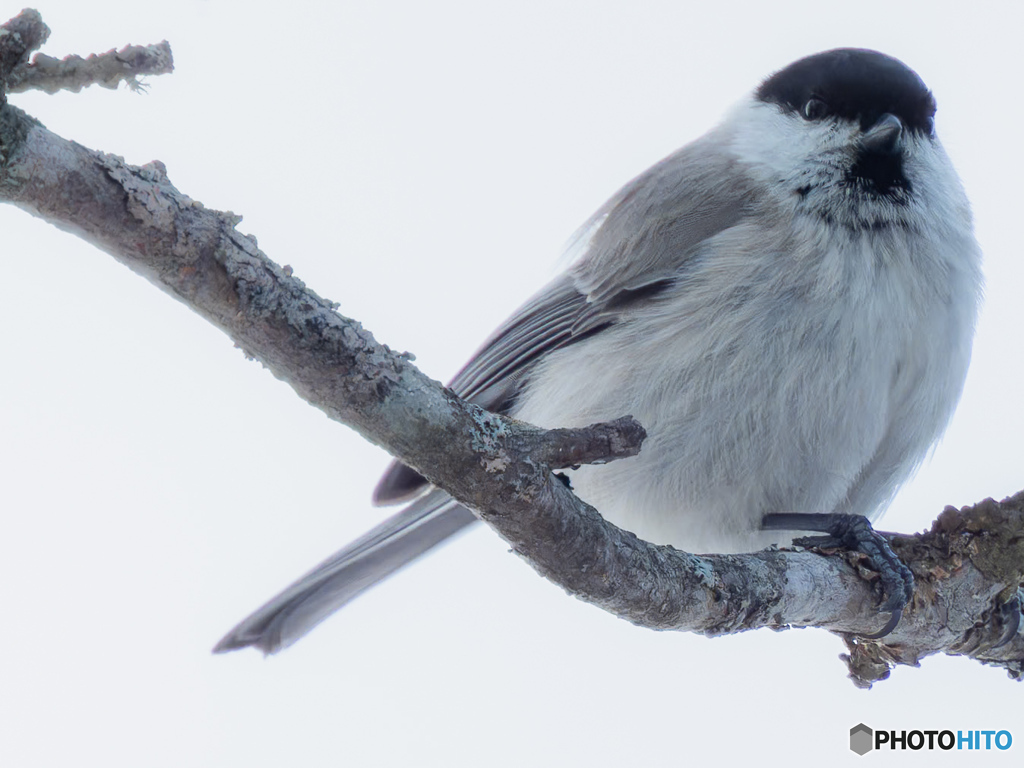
<box><xmin>8</xmin><ymin>41</ymin><xmax>174</xmax><ymax>95</ymax></box>
<box><xmin>0</xmin><ymin>9</ymin><xmax>172</xmax><ymax>97</ymax></box>
<box><xmin>1</xmin><ymin>9</ymin><xmax>1021</xmax><ymax>688</ymax></box>
<box><xmin>0</xmin><ymin>9</ymin><xmax>49</xmax><ymax>96</ymax></box>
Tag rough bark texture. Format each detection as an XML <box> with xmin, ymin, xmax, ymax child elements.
<box><xmin>8</xmin><ymin>40</ymin><xmax>173</xmax><ymax>94</ymax></box>
<box><xmin>0</xmin><ymin>10</ymin><xmax>172</xmax><ymax>96</ymax></box>
<box><xmin>2</xmin><ymin>9</ymin><xmax>1021</xmax><ymax>688</ymax></box>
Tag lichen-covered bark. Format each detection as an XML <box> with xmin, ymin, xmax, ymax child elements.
<box><xmin>1</xmin><ymin>8</ymin><xmax>1021</xmax><ymax>688</ymax></box>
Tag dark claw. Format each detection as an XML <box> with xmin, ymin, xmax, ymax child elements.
<box><xmin>862</xmin><ymin>608</ymin><xmax>902</xmax><ymax>640</ymax></box>
<box><xmin>762</xmin><ymin>512</ymin><xmax>915</xmax><ymax>638</ymax></box>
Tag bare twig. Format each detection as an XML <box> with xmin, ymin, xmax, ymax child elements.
<box><xmin>8</xmin><ymin>41</ymin><xmax>174</xmax><ymax>94</ymax></box>
<box><xmin>0</xmin><ymin>9</ymin><xmax>1021</xmax><ymax>688</ymax></box>
<box><xmin>0</xmin><ymin>10</ymin><xmax>171</xmax><ymax>97</ymax></box>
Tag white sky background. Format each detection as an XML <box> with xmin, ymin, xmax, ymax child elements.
<box><xmin>2</xmin><ymin>2</ymin><xmax>1023</xmax><ymax>766</ymax></box>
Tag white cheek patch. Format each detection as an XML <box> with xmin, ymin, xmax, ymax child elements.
<box><xmin>726</xmin><ymin>101</ymin><xmax>861</xmax><ymax>193</ymax></box>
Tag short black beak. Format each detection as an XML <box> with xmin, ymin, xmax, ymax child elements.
<box><xmin>861</xmin><ymin>113</ymin><xmax>903</xmax><ymax>155</ymax></box>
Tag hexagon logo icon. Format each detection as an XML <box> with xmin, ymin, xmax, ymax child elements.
<box><xmin>850</xmin><ymin>723</ymin><xmax>873</xmax><ymax>755</ymax></box>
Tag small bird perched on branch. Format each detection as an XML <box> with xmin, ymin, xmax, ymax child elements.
<box><xmin>216</xmin><ymin>48</ymin><xmax>981</xmax><ymax>655</ymax></box>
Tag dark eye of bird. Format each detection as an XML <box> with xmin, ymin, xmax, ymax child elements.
<box><xmin>803</xmin><ymin>97</ymin><xmax>828</xmax><ymax>120</ymax></box>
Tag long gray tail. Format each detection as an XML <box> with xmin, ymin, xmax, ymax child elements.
<box><xmin>213</xmin><ymin>490</ymin><xmax>478</xmax><ymax>655</ymax></box>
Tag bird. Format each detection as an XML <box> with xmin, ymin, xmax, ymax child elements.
<box><xmin>215</xmin><ymin>48</ymin><xmax>981</xmax><ymax>655</ymax></box>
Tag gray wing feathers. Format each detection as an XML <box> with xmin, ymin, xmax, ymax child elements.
<box><xmin>375</xmin><ymin>139</ymin><xmax>753</xmax><ymax>506</ymax></box>
<box><xmin>214</xmin><ymin>490</ymin><xmax>475</xmax><ymax>654</ymax></box>
<box><xmin>446</xmin><ymin>276</ymin><xmax>590</xmax><ymax>407</ymax></box>
<box><xmin>570</xmin><ymin>134</ymin><xmax>755</xmax><ymax>301</ymax></box>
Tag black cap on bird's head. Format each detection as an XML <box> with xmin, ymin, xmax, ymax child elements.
<box><xmin>757</xmin><ymin>49</ymin><xmax>936</xmax><ymax>198</ymax></box>
<box><xmin>756</xmin><ymin>49</ymin><xmax>936</xmax><ymax>136</ymax></box>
